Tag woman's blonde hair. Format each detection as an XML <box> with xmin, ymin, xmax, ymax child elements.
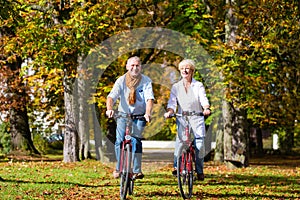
<box><xmin>178</xmin><ymin>59</ymin><xmax>196</xmax><ymax>70</ymax></box>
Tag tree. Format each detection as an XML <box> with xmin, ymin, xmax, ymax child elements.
<box><xmin>2</xmin><ymin>0</ymin><xmax>298</xmax><ymax>162</ymax></box>
<box><xmin>0</xmin><ymin>0</ymin><xmax>39</xmax><ymax>155</ymax></box>
<box><xmin>236</xmin><ymin>0</ymin><xmax>300</xmax><ymax>154</ymax></box>
<box><xmin>211</xmin><ymin>0</ymin><xmax>299</xmax><ymax>159</ymax></box>
<box><xmin>16</xmin><ymin>0</ymin><xmax>148</xmax><ymax>162</ymax></box>
<box><xmin>222</xmin><ymin>0</ymin><xmax>249</xmax><ymax>168</ymax></box>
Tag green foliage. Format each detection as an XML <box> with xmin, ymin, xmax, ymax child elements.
<box><xmin>211</xmin><ymin>0</ymin><xmax>299</xmax><ymax>131</ymax></box>
<box><xmin>0</xmin><ymin>122</ymin><xmax>11</xmax><ymax>154</ymax></box>
<box><xmin>32</xmin><ymin>133</ymin><xmax>49</xmax><ymax>154</ymax></box>
<box><xmin>147</xmin><ymin>118</ymin><xmax>177</xmax><ymax>140</ymax></box>
<box><xmin>275</xmin><ymin>125</ymin><xmax>299</xmax><ymax>154</ymax></box>
<box><xmin>48</xmin><ymin>140</ymin><xmax>64</xmax><ymax>150</ymax></box>
<box><xmin>1</xmin><ymin>0</ymin><xmax>299</xmax><ymax>153</ymax></box>
<box><xmin>168</xmin><ymin>0</ymin><xmax>214</xmax><ymax>46</ymax></box>
<box><xmin>33</xmin><ymin>132</ymin><xmax>63</xmax><ymax>155</ymax></box>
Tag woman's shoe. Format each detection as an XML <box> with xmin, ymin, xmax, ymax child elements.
<box><xmin>197</xmin><ymin>173</ymin><xmax>204</xmax><ymax>181</ymax></box>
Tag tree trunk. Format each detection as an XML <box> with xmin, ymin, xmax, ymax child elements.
<box><xmin>63</xmin><ymin>76</ymin><xmax>80</xmax><ymax>162</ymax></box>
<box><xmin>10</xmin><ymin>107</ymin><xmax>39</xmax><ymax>155</ymax></box>
<box><xmin>223</xmin><ymin>100</ymin><xmax>235</xmax><ymax>168</ymax></box>
<box><xmin>256</xmin><ymin>127</ymin><xmax>264</xmax><ymax>156</ymax></box>
<box><xmin>77</xmin><ymin>55</ymin><xmax>91</xmax><ymax>160</ymax></box>
<box><xmin>223</xmin><ymin>0</ymin><xmax>249</xmax><ymax>169</ymax></box>
<box><xmin>280</xmin><ymin>124</ymin><xmax>295</xmax><ymax>155</ymax></box>
<box><xmin>7</xmin><ymin>57</ymin><xmax>39</xmax><ymax>155</ymax></box>
<box><xmin>214</xmin><ymin>118</ymin><xmax>224</xmax><ymax>162</ymax></box>
<box><xmin>223</xmin><ymin>100</ymin><xmax>249</xmax><ymax>168</ymax></box>
<box><xmin>93</xmin><ymin>105</ymin><xmax>105</xmax><ymax>161</ymax></box>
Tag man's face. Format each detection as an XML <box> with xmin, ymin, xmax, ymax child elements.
<box><xmin>126</xmin><ymin>59</ymin><xmax>142</xmax><ymax>77</ymax></box>
<box><xmin>179</xmin><ymin>65</ymin><xmax>193</xmax><ymax>79</ymax></box>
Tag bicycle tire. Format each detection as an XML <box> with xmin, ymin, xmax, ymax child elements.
<box><xmin>128</xmin><ymin>178</ymin><xmax>134</xmax><ymax>195</ymax></box>
<box><xmin>120</xmin><ymin>143</ymin><xmax>132</xmax><ymax>200</ymax></box>
<box><xmin>177</xmin><ymin>144</ymin><xmax>193</xmax><ymax>199</ymax></box>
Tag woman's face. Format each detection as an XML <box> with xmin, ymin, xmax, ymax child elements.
<box><xmin>126</xmin><ymin>59</ymin><xmax>142</xmax><ymax>77</ymax></box>
<box><xmin>179</xmin><ymin>65</ymin><xmax>193</xmax><ymax>79</ymax></box>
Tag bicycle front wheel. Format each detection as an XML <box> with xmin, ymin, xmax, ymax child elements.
<box><xmin>120</xmin><ymin>143</ymin><xmax>132</xmax><ymax>200</ymax></box>
<box><xmin>177</xmin><ymin>144</ymin><xmax>193</xmax><ymax>199</ymax></box>
<box><xmin>128</xmin><ymin>178</ymin><xmax>134</xmax><ymax>195</ymax></box>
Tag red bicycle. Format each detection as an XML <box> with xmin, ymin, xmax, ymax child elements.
<box><xmin>173</xmin><ymin>111</ymin><xmax>204</xmax><ymax>199</ymax></box>
<box><xmin>113</xmin><ymin>111</ymin><xmax>145</xmax><ymax>200</ymax></box>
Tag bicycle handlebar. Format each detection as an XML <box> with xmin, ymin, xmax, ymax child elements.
<box><xmin>112</xmin><ymin>111</ymin><xmax>146</xmax><ymax>121</ymax></box>
<box><xmin>167</xmin><ymin>111</ymin><xmax>204</xmax><ymax>118</ymax></box>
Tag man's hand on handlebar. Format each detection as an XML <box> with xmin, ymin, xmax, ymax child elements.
<box><xmin>106</xmin><ymin>109</ymin><xmax>114</xmax><ymax>118</ymax></box>
<box><xmin>144</xmin><ymin>113</ymin><xmax>151</xmax><ymax>123</ymax></box>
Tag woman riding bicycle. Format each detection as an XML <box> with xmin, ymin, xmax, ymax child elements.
<box><xmin>106</xmin><ymin>56</ymin><xmax>154</xmax><ymax>180</ymax></box>
<box><xmin>164</xmin><ymin>59</ymin><xmax>211</xmax><ymax>181</ymax></box>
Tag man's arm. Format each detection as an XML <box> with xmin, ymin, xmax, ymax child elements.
<box><xmin>144</xmin><ymin>99</ymin><xmax>154</xmax><ymax>122</ymax></box>
<box><xmin>106</xmin><ymin>97</ymin><xmax>114</xmax><ymax>118</ymax></box>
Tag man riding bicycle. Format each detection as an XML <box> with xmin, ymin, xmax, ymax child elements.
<box><xmin>106</xmin><ymin>56</ymin><xmax>154</xmax><ymax>180</ymax></box>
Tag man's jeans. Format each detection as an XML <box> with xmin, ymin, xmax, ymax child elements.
<box><xmin>115</xmin><ymin>117</ymin><xmax>146</xmax><ymax>173</ymax></box>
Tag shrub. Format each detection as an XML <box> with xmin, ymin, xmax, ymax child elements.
<box><xmin>32</xmin><ymin>133</ymin><xmax>50</xmax><ymax>154</ymax></box>
<box><xmin>0</xmin><ymin>122</ymin><xmax>11</xmax><ymax>154</ymax></box>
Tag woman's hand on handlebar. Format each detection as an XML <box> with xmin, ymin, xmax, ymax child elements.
<box><xmin>106</xmin><ymin>109</ymin><xmax>114</xmax><ymax>118</ymax></box>
<box><xmin>203</xmin><ymin>107</ymin><xmax>211</xmax><ymax>116</ymax></box>
<box><xmin>164</xmin><ymin>109</ymin><xmax>174</xmax><ymax>118</ymax></box>
<box><xmin>164</xmin><ymin>112</ymin><xmax>170</xmax><ymax>118</ymax></box>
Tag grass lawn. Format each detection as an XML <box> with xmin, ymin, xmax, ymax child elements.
<box><xmin>0</xmin><ymin>154</ymin><xmax>299</xmax><ymax>200</ymax></box>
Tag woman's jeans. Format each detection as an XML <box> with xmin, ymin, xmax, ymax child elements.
<box><xmin>115</xmin><ymin>117</ymin><xmax>146</xmax><ymax>173</ymax></box>
<box><xmin>173</xmin><ymin>118</ymin><xmax>205</xmax><ymax>174</ymax></box>
<box><xmin>174</xmin><ymin>137</ymin><xmax>205</xmax><ymax>174</ymax></box>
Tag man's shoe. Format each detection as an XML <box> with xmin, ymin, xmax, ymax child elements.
<box><xmin>113</xmin><ymin>170</ymin><xmax>120</xmax><ymax>179</ymax></box>
<box><xmin>197</xmin><ymin>173</ymin><xmax>205</xmax><ymax>181</ymax></box>
<box><xmin>133</xmin><ymin>172</ymin><xmax>144</xmax><ymax>179</ymax></box>
<box><xmin>172</xmin><ymin>168</ymin><xmax>177</xmax><ymax>176</ymax></box>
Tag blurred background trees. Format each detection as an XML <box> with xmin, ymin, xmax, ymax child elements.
<box><xmin>0</xmin><ymin>0</ymin><xmax>299</xmax><ymax>167</ymax></box>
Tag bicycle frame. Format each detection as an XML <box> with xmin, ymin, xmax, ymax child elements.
<box><xmin>175</xmin><ymin>111</ymin><xmax>203</xmax><ymax>199</ymax></box>
<box><xmin>119</xmin><ymin>116</ymin><xmax>133</xmax><ymax>177</ymax></box>
<box><xmin>114</xmin><ymin>111</ymin><xmax>145</xmax><ymax>200</ymax></box>
<box><xmin>181</xmin><ymin>125</ymin><xmax>194</xmax><ymax>172</ymax></box>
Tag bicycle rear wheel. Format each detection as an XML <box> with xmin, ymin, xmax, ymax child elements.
<box><xmin>120</xmin><ymin>143</ymin><xmax>132</xmax><ymax>200</ymax></box>
<box><xmin>177</xmin><ymin>144</ymin><xmax>193</xmax><ymax>199</ymax></box>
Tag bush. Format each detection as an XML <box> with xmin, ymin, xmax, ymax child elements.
<box><xmin>33</xmin><ymin>133</ymin><xmax>64</xmax><ymax>155</ymax></box>
<box><xmin>147</xmin><ymin>119</ymin><xmax>177</xmax><ymax>140</ymax></box>
<box><xmin>0</xmin><ymin>122</ymin><xmax>11</xmax><ymax>154</ymax></box>
<box><xmin>32</xmin><ymin>133</ymin><xmax>49</xmax><ymax>154</ymax></box>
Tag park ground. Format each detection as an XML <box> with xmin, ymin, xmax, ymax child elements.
<box><xmin>0</xmin><ymin>152</ymin><xmax>299</xmax><ymax>200</ymax></box>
